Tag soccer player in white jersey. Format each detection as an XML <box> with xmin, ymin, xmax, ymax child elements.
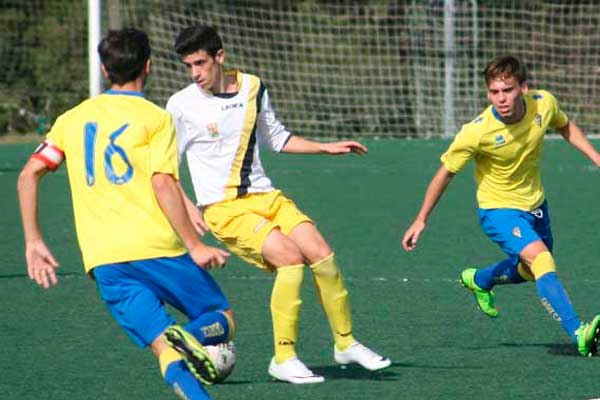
<box><xmin>167</xmin><ymin>25</ymin><xmax>391</xmax><ymax>384</ymax></box>
<box><xmin>18</xmin><ymin>28</ymin><xmax>235</xmax><ymax>399</ymax></box>
<box><xmin>402</xmin><ymin>54</ymin><xmax>600</xmax><ymax>356</ymax></box>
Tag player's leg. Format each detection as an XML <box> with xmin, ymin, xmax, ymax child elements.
<box><xmin>511</xmin><ymin>202</ymin><xmax>583</xmax><ymax>344</ymax></box>
<box><xmin>520</xmin><ymin>240</ymin><xmax>599</xmax><ymax>356</ymax></box>
<box><xmin>93</xmin><ymin>262</ymin><xmax>216</xmax><ymax>398</ymax></box>
<box><xmin>283</xmin><ymin>218</ymin><xmax>390</xmax><ymax>370</ymax></box>
<box><xmin>139</xmin><ymin>254</ymin><xmax>236</xmax><ymax>346</ymax></box>
<box><xmin>471</xmin><ymin>204</ymin><xmax>552</xmax><ymax>292</ymax></box>
<box><xmin>203</xmin><ymin>193</ymin><xmax>323</xmax><ymax>383</ymax></box>
<box><xmin>462</xmin><ymin>208</ymin><xmax>538</xmax><ymax>317</ymax></box>
<box><xmin>152</xmin><ymin>336</ymin><xmax>212</xmax><ymax>400</ymax></box>
<box><xmin>262</xmin><ymin>228</ymin><xmax>324</xmax><ymax>383</ymax></box>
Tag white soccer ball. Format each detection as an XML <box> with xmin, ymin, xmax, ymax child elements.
<box><xmin>205</xmin><ymin>341</ymin><xmax>236</xmax><ymax>382</ymax></box>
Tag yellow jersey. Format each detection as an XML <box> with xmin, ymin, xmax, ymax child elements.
<box><xmin>38</xmin><ymin>90</ymin><xmax>186</xmax><ymax>272</ymax></box>
<box><xmin>441</xmin><ymin>90</ymin><xmax>569</xmax><ymax>211</ymax></box>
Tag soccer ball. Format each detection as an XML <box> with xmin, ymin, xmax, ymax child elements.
<box><xmin>205</xmin><ymin>341</ymin><xmax>236</xmax><ymax>382</ymax></box>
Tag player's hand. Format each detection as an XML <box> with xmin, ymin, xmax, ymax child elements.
<box><xmin>25</xmin><ymin>239</ymin><xmax>59</xmax><ymax>288</ymax></box>
<box><xmin>322</xmin><ymin>141</ymin><xmax>368</xmax><ymax>155</ymax></box>
<box><xmin>187</xmin><ymin>205</ymin><xmax>209</xmax><ymax>236</ymax></box>
<box><xmin>190</xmin><ymin>243</ymin><xmax>230</xmax><ymax>269</ymax></box>
<box><xmin>401</xmin><ymin>220</ymin><xmax>426</xmax><ymax>252</ymax></box>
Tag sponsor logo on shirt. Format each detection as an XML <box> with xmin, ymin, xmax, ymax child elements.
<box><xmin>535</xmin><ymin>114</ymin><xmax>542</xmax><ymax>127</ymax></box>
<box><xmin>221</xmin><ymin>102</ymin><xmax>244</xmax><ymax>111</ymax></box>
<box><xmin>512</xmin><ymin>227</ymin><xmax>522</xmax><ymax>238</ymax></box>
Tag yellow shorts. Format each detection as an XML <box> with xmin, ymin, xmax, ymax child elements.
<box><xmin>203</xmin><ymin>190</ymin><xmax>312</xmax><ymax>270</ymax></box>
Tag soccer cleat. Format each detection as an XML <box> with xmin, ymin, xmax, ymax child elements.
<box><xmin>334</xmin><ymin>341</ymin><xmax>391</xmax><ymax>371</ymax></box>
<box><xmin>576</xmin><ymin>315</ymin><xmax>600</xmax><ymax>357</ymax></box>
<box><xmin>164</xmin><ymin>325</ymin><xmax>219</xmax><ymax>385</ymax></box>
<box><xmin>268</xmin><ymin>357</ymin><xmax>325</xmax><ymax>384</ymax></box>
<box><xmin>460</xmin><ymin>268</ymin><xmax>498</xmax><ymax>318</ymax></box>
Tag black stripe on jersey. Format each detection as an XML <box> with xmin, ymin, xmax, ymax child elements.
<box><xmin>237</xmin><ymin>81</ymin><xmax>266</xmax><ymax>197</ymax></box>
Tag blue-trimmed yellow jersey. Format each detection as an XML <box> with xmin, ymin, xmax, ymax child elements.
<box><xmin>38</xmin><ymin>90</ymin><xmax>186</xmax><ymax>272</ymax></box>
<box><xmin>441</xmin><ymin>90</ymin><xmax>569</xmax><ymax>211</ymax></box>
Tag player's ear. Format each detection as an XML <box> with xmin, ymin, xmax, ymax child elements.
<box><xmin>521</xmin><ymin>83</ymin><xmax>529</xmax><ymax>93</ymax></box>
<box><xmin>144</xmin><ymin>59</ymin><xmax>152</xmax><ymax>75</ymax></box>
<box><xmin>215</xmin><ymin>49</ymin><xmax>225</xmax><ymax>66</ymax></box>
<box><xmin>101</xmin><ymin>64</ymin><xmax>110</xmax><ymax>80</ymax></box>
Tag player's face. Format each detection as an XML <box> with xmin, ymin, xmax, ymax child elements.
<box><xmin>487</xmin><ymin>76</ymin><xmax>527</xmax><ymax>124</ymax></box>
<box><xmin>182</xmin><ymin>49</ymin><xmax>224</xmax><ymax>92</ymax></box>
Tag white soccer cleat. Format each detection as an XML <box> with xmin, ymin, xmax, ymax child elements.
<box><xmin>334</xmin><ymin>342</ymin><xmax>391</xmax><ymax>371</ymax></box>
<box><xmin>268</xmin><ymin>356</ymin><xmax>325</xmax><ymax>384</ymax></box>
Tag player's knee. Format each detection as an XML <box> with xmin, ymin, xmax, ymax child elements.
<box><xmin>530</xmin><ymin>251</ymin><xmax>556</xmax><ymax>280</ymax></box>
<box><xmin>269</xmin><ymin>241</ymin><xmax>305</xmax><ymax>266</ymax></box>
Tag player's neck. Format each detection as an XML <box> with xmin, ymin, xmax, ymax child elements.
<box><xmin>211</xmin><ymin>69</ymin><xmax>238</xmax><ymax>94</ymax></box>
<box><xmin>110</xmin><ymin>77</ymin><xmax>145</xmax><ymax>93</ymax></box>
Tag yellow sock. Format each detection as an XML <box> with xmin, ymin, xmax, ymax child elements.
<box><xmin>530</xmin><ymin>251</ymin><xmax>557</xmax><ymax>280</ymax></box>
<box><xmin>158</xmin><ymin>347</ymin><xmax>183</xmax><ymax>377</ymax></box>
<box><xmin>310</xmin><ymin>253</ymin><xmax>355</xmax><ymax>351</ymax></box>
<box><xmin>271</xmin><ymin>264</ymin><xmax>304</xmax><ymax>364</ymax></box>
<box><xmin>517</xmin><ymin>262</ymin><xmax>535</xmax><ymax>281</ymax></box>
<box><xmin>220</xmin><ymin>311</ymin><xmax>237</xmax><ymax>341</ymax></box>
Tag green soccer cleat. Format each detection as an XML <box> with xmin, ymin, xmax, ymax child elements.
<box><xmin>460</xmin><ymin>268</ymin><xmax>499</xmax><ymax>318</ymax></box>
<box><xmin>576</xmin><ymin>315</ymin><xmax>600</xmax><ymax>357</ymax></box>
<box><xmin>164</xmin><ymin>325</ymin><xmax>219</xmax><ymax>385</ymax></box>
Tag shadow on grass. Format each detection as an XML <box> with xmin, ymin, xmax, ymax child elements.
<box><xmin>499</xmin><ymin>342</ymin><xmax>579</xmax><ymax>357</ymax></box>
<box><xmin>309</xmin><ymin>361</ymin><xmax>475</xmax><ymax>381</ymax></box>
<box><xmin>0</xmin><ymin>272</ymin><xmax>83</xmax><ymax>279</ymax></box>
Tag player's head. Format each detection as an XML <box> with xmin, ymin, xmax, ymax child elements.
<box><xmin>174</xmin><ymin>25</ymin><xmax>225</xmax><ymax>92</ymax></box>
<box><xmin>483</xmin><ymin>54</ymin><xmax>528</xmax><ymax>86</ymax></box>
<box><xmin>483</xmin><ymin>55</ymin><xmax>528</xmax><ymax>123</ymax></box>
<box><xmin>98</xmin><ymin>28</ymin><xmax>151</xmax><ymax>86</ymax></box>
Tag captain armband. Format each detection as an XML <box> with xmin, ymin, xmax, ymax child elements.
<box><xmin>32</xmin><ymin>140</ymin><xmax>65</xmax><ymax>171</ymax></box>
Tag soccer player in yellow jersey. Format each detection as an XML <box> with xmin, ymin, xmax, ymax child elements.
<box><xmin>167</xmin><ymin>25</ymin><xmax>390</xmax><ymax>383</ymax></box>
<box><xmin>17</xmin><ymin>28</ymin><xmax>235</xmax><ymax>399</ymax></box>
<box><xmin>402</xmin><ymin>54</ymin><xmax>600</xmax><ymax>357</ymax></box>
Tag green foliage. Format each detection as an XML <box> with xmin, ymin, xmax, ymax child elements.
<box><xmin>0</xmin><ymin>0</ymin><xmax>87</xmax><ymax>135</ymax></box>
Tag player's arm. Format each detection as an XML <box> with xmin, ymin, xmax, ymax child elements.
<box><xmin>281</xmin><ymin>135</ymin><xmax>367</xmax><ymax>155</ymax></box>
<box><xmin>256</xmin><ymin>86</ymin><xmax>366</xmax><ymax>155</ymax></box>
<box><xmin>557</xmin><ymin>121</ymin><xmax>600</xmax><ymax>167</ymax></box>
<box><xmin>152</xmin><ymin>173</ymin><xmax>229</xmax><ymax>268</ymax></box>
<box><xmin>177</xmin><ymin>182</ymin><xmax>209</xmax><ymax>236</ymax></box>
<box><xmin>401</xmin><ymin>165</ymin><xmax>455</xmax><ymax>252</ymax></box>
<box><xmin>17</xmin><ymin>157</ymin><xmax>60</xmax><ymax>288</ymax></box>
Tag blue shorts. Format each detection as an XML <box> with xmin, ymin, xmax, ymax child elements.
<box><xmin>93</xmin><ymin>253</ymin><xmax>230</xmax><ymax>348</ymax></box>
<box><xmin>478</xmin><ymin>201</ymin><xmax>554</xmax><ymax>265</ymax></box>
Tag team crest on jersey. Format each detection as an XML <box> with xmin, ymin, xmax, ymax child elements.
<box><xmin>206</xmin><ymin>123</ymin><xmax>219</xmax><ymax>137</ymax></box>
<box><xmin>512</xmin><ymin>227</ymin><xmax>522</xmax><ymax>238</ymax></box>
<box><xmin>535</xmin><ymin>114</ymin><xmax>542</xmax><ymax>127</ymax></box>
<box><xmin>494</xmin><ymin>134</ymin><xmax>506</xmax><ymax>147</ymax></box>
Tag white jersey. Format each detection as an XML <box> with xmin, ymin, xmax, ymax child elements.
<box><xmin>167</xmin><ymin>70</ymin><xmax>292</xmax><ymax>206</ymax></box>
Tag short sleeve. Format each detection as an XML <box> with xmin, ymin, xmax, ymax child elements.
<box><xmin>166</xmin><ymin>99</ymin><xmax>190</xmax><ymax>160</ymax></box>
<box><xmin>547</xmin><ymin>92</ymin><xmax>569</xmax><ymax>129</ymax></box>
<box><xmin>148</xmin><ymin>110</ymin><xmax>180</xmax><ymax>179</ymax></box>
<box><xmin>256</xmin><ymin>87</ymin><xmax>292</xmax><ymax>152</ymax></box>
<box><xmin>440</xmin><ymin>126</ymin><xmax>479</xmax><ymax>174</ymax></box>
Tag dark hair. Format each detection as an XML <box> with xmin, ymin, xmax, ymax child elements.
<box><xmin>483</xmin><ymin>55</ymin><xmax>528</xmax><ymax>85</ymax></box>
<box><xmin>97</xmin><ymin>28</ymin><xmax>151</xmax><ymax>85</ymax></box>
<box><xmin>174</xmin><ymin>25</ymin><xmax>222</xmax><ymax>58</ymax></box>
